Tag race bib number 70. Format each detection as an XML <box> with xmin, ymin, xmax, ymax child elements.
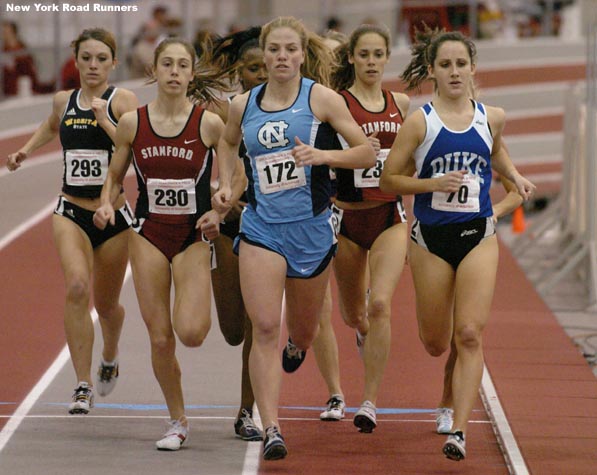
<box><xmin>431</xmin><ymin>173</ymin><xmax>480</xmax><ymax>212</ymax></box>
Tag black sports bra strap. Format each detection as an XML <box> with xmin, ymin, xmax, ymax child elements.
<box><xmin>101</xmin><ymin>85</ymin><xmax>115</xmax><ymax>100</ymax></box>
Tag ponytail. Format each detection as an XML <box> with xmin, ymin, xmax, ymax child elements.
<box><xmin>400</xmin><ymin>25</ymin><xmax>477</xmax><ymax>93</ymax></box>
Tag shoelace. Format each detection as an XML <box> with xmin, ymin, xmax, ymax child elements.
<box><xmin>286</xmin><ymin>342</ymin><xmax>303</xmax><ymax>359</ymax></box>
<box><xmin>436</xmin><ymin>408</ymin><xmax>453</xmax><ymax>421</ymax></box>
<box><xmin>327</xmin><ymin>397</ymin><xmax>344</xmax><ymax>410</ymax></box>
<box><xmin>359</xmin><ymin>401</ymin><xmax>376</xmax><ymax>417</ymax></box>
<box><xmin>163</xmin><ymin>420</ymin><xmax>186</xmax><ymax>439</ymax></box>
<box><xmin>73</xmin><ymin>387</ymin><xmax>91</xmax><ymax>401</ymax></box>
<box><xmin>238</xmin><ymin>410</ymin><xmax>258</xmax><ymax>428</ymax></box>
<box><xmin>239</xmin><ymin>417</ymin><xmax>260</xmax><ymax>433</ymax></box>
<box><xmin>98</xmin><ymin>364</ymin><xmax>118</xmax><ymax>382</ymax></box>
<box><xmin>265</xmin><ymin>426</ymin><xmax>281</xmax><ymax>440</ymax></box>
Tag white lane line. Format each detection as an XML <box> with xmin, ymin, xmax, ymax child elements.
<box><xmin>0</xmin><ymin>151</ymin><xmax>61</xmax><ymax>179</ymax></box>
<box><xmin>0</xmin><ymin>198</ymin><xmax>134</xmax><ymax>455</ymax></box>
<box><xmin>0</xmin><ymin>344</ymin><xmax>71</xmax><ymax>452</ymax></box>
<box><xmin>0</xmin><ymin>201</ymin><xmax>56</xmax><ymax>252</ymax></box>
<box><xmin>241</xmin><ymin>407</ymin><xmax>261</xmax><ymax>475</ymax></box>
<box><xmin>0</xmin><ymin>124</ymin><xmax>40</xmax><ymax>140</ymax></box>
<box><xmin>0</xmin><ymin>265</ymin><xmax>132</xmax><ymax>453</ymax></box>
<box><xmin>481</xmin><ymin>366</ymin><xmax>530</xmax><ymax>475</ymax></box>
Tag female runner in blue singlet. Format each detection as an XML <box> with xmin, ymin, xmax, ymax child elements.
<box><xmin>380</xmin><ymin>27</ymin><xmax>535</xmax><ymax>461</ymax></box>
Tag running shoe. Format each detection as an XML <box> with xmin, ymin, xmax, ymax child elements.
<box><xmin>320</xmin><ymin>395</ymin><xmax>346</xmax><ymax>421</ymax></box>
<box><xmin>356</xmin><ymin>330</ymin><xmax>366</xmax><ymax>359</ymax></box>
<box><xmin>263</xmin><ymin>426</ymin><xmax>287</xmax><ymax>460</ymax></box>
<box><xmin>156</xmin><ymin>418</ymin><xmax>188</xmax><ymax>451</ymax></box>
<box><xmin>68</xmin><ymin>382</ymin><xmax>94</xmax><ymax>415</ymax></box>
<box><xmin>282</xmin><ymin>338</ymin><xmax>306</xmax><ymax>373</ymax></box>
<box><xmin>353</xmin><ymin>400</ymin><xmax>377</xmax><ymax>433</ymax></box>
<box><xmin>436</xmin><ymin>407</ymin><xmax>454</xmax><ymax>434</ymax></box>
<box><xmin>234</xmin><ymin>408</ymin><xmax>263</xmax><ymax>441</ymax></box>
<box><xmin>443</xmin><ymin>431</ymin><xmax>466</xmax><ymax>461</ymax></box>
<box><xmin>96</xmin><ymin>359</ymin><xmax>119</xmax><ymax>397</ymax></box>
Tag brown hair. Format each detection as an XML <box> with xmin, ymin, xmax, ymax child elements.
<box><xmin>150</xmin><ymin>37</ymin><xmax>232</xmax><ymax>104</ymax></box>
<box><xmin>71</xmin><ymin>28</ymin><xmax>116</xmax><ymax>60</ymax></box>
<box><xmin>400</xmin><ymin>25</ymin><xmax>477</xmax><ymax>93</ymax></box>
<box><xmin>331</xmin><ymin>23</ymin><xmax>391</xmax><ymax>92</ymax></box>
<box><xmin>259</xmin><ymin>16</ymin><xmax>336</xmax><ymax>87</ymax></box>
<box><xmin>210</xmin><ymin>26</ymin><xmax>262</xmax><ymax>87</ymax></box>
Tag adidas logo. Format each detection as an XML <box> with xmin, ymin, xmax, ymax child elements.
<box><xmin>66</xmin><ymin>108</ymin><xmax>77</xmax><ymax>116</ymax></box>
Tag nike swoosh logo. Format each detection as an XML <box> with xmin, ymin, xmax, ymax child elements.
<box><xmin>390</xmin><ymin>112</ymin><xmax>399</xmax><ymax>118</ymax></box>
<box><xmin>184</xmin><ymin>139</ymin><xmax>198</xmax><ymax>144</ymax></box>
<box><xmin>292</xmin><ymin>108</ymin><xmax>303</xmax><ymax>113</ymax></box>
<box><xmin>300</xmin><ymin>267</ymin><xmax>313</xmax><ymax>273</ymax></box>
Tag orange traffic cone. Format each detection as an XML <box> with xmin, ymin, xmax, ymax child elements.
<box><xmin>512</xmin><ymin>206</ymin><xmax>526</xmax><ymax>234</ymax></box>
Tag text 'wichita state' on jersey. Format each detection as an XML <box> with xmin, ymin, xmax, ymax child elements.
<box><xmin>59</xmin><ymin>86</ymin><xmax>117</xmax><ymax>198</ymax></box>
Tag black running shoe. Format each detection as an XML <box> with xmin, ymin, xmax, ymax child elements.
<box><xmin>263</xmin><ymin>426</ymin><xmax>287</xmax><ymax>460</ymax></box>
<box><xmin>282</xmin><ymin>338</ymin><xmax>306</xmax><ymax>373</ymax></box>
<box><xmin>443</xmin><ymin>431</ymin><xmax>466</xmax><ymax>461</ymax></box>
<box><xmin>234</xmin><ymin>408</ymin><xmax>263</xmax><ymax>441</ymax></box>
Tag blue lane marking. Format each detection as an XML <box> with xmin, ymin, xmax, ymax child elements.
<box><xmin>37</xmin><ymin>402</ymin><xmax>437</xmax><ymax>414</ymax></box>
<box><xmin>281</xmin><ymin>406</ymin><xmax>435</xmax><ymax>415</ymax></box>
<box><xmin>43</xmin><ymin>403</ymin><xmax>239</xmax><ymax>411</ymax></box>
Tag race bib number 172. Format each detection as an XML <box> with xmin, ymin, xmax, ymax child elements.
<box><xmin>255</xmin><ymin>150</ymin><xmax>306</xmax><ymax>195</ymax></box>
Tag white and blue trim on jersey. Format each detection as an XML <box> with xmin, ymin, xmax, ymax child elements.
<box><xmin>413</xmin><ymin>101</ymin><xmax>494</xmax><ymax>225</ymax></box>
<box><xmin>240</xmin><ymin>77</ymin><xmax>332</xmax><ymax>224</ymax></box>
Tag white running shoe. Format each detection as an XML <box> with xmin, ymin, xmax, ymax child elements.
<box><xmin>96</xmin><ymin>360</ymin><xmax>119</xmax><ymax>397</ymax></box>
<box><xmin>68</xmin><ymin>382</ymin><xmax>94</xmax><ymax>415</ymax></box>
<box><xmin>320</xmin><ymin>395</ymin><xmax>346</xmax><ymax>421</ymax></box>
<box><xmin>354</xmin><ymin>400</ymin><xmax>377</xmax><ymax>433</ymax></box>
<box><xmin>156</xmin><ymin>417</ymin><xmax>188</xmax><ymax>451</ymax></box>
<box><xmin>436</xmin><ymin>407</ymin><xmax>454</xmax><ymax>434</ymax></box>
<box><xmin>443</xmin><ymin>430</ymin><xmax>466</xmax><ymax>461</ymax></box>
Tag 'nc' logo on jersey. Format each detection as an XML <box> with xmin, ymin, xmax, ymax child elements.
<box><xmin>258</xmin><ymin>121</ymin><xmax>289</xmax><ymax>149</ymax></box>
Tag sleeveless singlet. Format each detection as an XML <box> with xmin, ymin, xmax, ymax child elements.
<box><xmin>131</xmin><ymin>104</ymin><xmax>213</xmax><ymax>225</ymax></box>
<box><xmin>59</xmin><ymin>86</ymin><xmax>117</xmax><ymax>198</ymax></box>
<box><xmin>413</xmin><ymin>101</ymin><xmax>494</xmax><ymax>225</ymax></box>
<box><xmin>335</xmin><ymin>89</ymin><xmax>403</xmax><ymax>203</ymax></box>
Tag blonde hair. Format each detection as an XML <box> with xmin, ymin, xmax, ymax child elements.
<box><xmin>260</xmin><ymin>16</ymin><xmax>336</xmax><ymax>87</ymax></box>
